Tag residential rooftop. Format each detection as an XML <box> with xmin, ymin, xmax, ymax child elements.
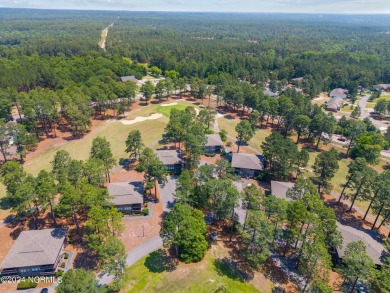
<box><xmin>231</xmin><ymin>153</ymin><xmax>264</xmax><ymax>171</ymax></box>
<box><xmin>107</xmin><ymin>182</ymin><xmax>144</xmax><ymax>206</ymax></box>
<box><xmin>0</xmin><ymin>228</ymin><xmax>67</xmax><ymax>270</ymax></box>
<box><xmin>270</xmin><ymin>181</ymin><xmax>295</xmax><ymax>202</ymax></box>
<box><xmin>336</xmin><ymin>223</ymin><xmax>388</xmax><ymax>266</ymax></box>
<box><xmin>205</xmin><ymin>134</ymin><xmax>224</xmax><ymax>147</ymax></box>
<box><xmin>155</xmin><ymin>149</ymin><xmax>182</xmax><ymax>166</ymax></box>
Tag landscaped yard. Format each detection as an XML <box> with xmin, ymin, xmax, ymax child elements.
<box><xmin>123</xmin><ymin>243</ymin><xmax>271</xmax><ymax>293</ymax></box>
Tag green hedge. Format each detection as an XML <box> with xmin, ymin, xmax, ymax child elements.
<box><xmin>143</xmin><ymin>208</ymin><xmax>149</xmax><ymax>216</ymax></box>
<box><xmin>17</xmin><ymin>279</ymin><xmax>38</xmax><ymax>290</ymax></box>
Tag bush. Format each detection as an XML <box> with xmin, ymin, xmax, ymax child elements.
<box><xmin>219</xmin><ymin>129</ymin><xmax>227</xmax><ymax>142</ymax></box>
<box><xmin>60</xmin><ymin>261</ymin><xmax>66</xmax><ymax>268</ymax></box>
<box><xmin>17</xmin><ymin>279</ymin><xmax>37</xmax><ymax>290</ymax></box>
<box><xmin>56</xmin><ymin>270</ymin><xmax>64</xmax><ymax>277</ymax></box>
<box><xmin>204</xmin><ymin>152</ymin><xmax>216</xmax><ymax>157</ymax></box>
<box><xmin>135</xmin><ymin>164</ymin><xmax>146</xmax><ymax>172</ymax></box>
<box><xmin>64</xmin><ymin>253</ymin><xmax>69</xmax><ymax>259</ymax></box>
<box><xmin>226</xmin><ymin>141</ymin><xmax>232</xmax><ymax>147</ymax></box>
<box><xmin>143</xmin><ymin>208</ymin><xmax>149</xmax><ymax>216</ymax></box>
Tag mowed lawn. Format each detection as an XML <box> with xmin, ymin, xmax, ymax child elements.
<box><xmin>217</xmin><ymin>116</ymin><xmax>271</xmax><ymax>152</ymax></box>
<box><xmin>123</xmin><ymin>245</ymin><xmax>269</xmax><ymax>293</ymax></box>
<box><xmin>22</xmin><ymin>100</ymin><xmax>199</xmax><ymax>176</ymax></box>
<box><xmin>23</xmin><ymin>118</ymin><xmax>168</xmax><ymax>176</ymax></box>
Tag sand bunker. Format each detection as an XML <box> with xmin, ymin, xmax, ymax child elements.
<box><xmin>121</xmin><ymin>113</ymin><xmax>163</xmax><ymax>125</ymax></box>
<box><xmin>160</xmin><ymin>102</ymin><xmax>178</xmax><ymax>107</ymax></box>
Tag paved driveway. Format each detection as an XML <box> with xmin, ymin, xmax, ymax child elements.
<box><xmin>359</xmin><ymin>94</ymin><xmax>370</xmax><ymax>119</ymax></box>
<box><xmin>98</xmin><ymin>236</ymin><xmax>163</xmax><ymax>286</ymax></box>
<box><xmin>158</xmin><ymin>175</ymin><xmax>177</xmax><ymax>213</ymax></box>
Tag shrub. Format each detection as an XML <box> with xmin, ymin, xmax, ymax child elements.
<box><xmin>205</xmin><ymin>152</ymin><xmax>216</xmax><ymax>157</ymax></box>
<box><xmin>60</xmin><ymin>261</ymin><xmax>66</xmax><ymax>268</ymax></box>
<box><xmin>135</xmin><ymin>164</ymin><xmax>146</xmax><ymax>172</ymax></box>
<box><xmin>56</xmin><ymin>270</ymin><xmax>64</xmax><ymax>277</ymax></box>
<box><xmin>64</xmin><ymin>253</ymin><xmax>69</xmax><ymax>259</ymax></box>
<box><xmin>143</xmin><ymin>208</ymin><xmax>149</xmax><ymax>216</ymax></box>
<box><xmin>17</xmin><ymin>279</ymin><xmax>37</xmax><ymax>290</ymax></box>
<box><xmin>219</xmin><ymin>129</ymin><xmax>227</xmax><ymax>142</ymax></box>
<box><xmin>226</xmin><ymin>141</ymin><xmax>232</xmax><ymax>147</ymax></box>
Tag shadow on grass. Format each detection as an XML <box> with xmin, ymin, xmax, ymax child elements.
<box><xmin>214</xmin><ymin>258</ymin><xmax>254</xmax><ymax>282</ymax></box>
<box><xmin>144</xmin><ymin>249</ymin><xmax>177</xmax><ymax>273</ymax></box>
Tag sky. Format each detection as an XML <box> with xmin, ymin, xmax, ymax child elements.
<box><xmin>0</xmin><ymin>0</ymin><xmax>389</xmax><ymax>14</ymax></box>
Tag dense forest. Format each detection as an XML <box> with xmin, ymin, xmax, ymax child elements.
<box><xmin>0</xmin><ymin>8</ymin><xmax>390</xmax><ymax>292</ymax></box>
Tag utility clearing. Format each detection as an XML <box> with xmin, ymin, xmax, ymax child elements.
<box><xmin>99</xmin><ymin>23</ymin><xmax>113</xmax><ymax>50</ymax></box>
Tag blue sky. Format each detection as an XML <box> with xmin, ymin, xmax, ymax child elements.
<box><xmin>0</xmin><ymin>0</ymin><xmax>389</xmax><ymax>14</ymax></box>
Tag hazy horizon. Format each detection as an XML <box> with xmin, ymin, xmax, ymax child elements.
<box><xmin>0</xmin><ymin>0</ymin><xmax>389</xmax><ymax>14</ymax></box>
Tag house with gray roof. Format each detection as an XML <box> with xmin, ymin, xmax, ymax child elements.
<box><xmin>373</xmin><ymin>84</ymin><xmax>390</xmax><ymax>92</ymax></box>
<box><xmin>108</xmin><ymin>182</ymin><xmax>144</xmax><ymax>214</ymax></box>
<box><xmin>326</xmin><ymin>97</ymin><xmax>343</xmax><ymax>112</ymax></box>
<box><xmin>263</xmin><ymin>89</ymin><xmax>278</xmax><ymax>98</ymax></box>
<box><xmin>231</xmin><ymin>153</ymin><xmax>264</xmax><ymax>178</ymax></box>
<box><xmin>120</xmin><ymin>76</ymin><xmax>137</xmax><ymax>83</ymax></box>
<box><xmin>329</xmin><ymin>88</ymin><xmax>348</xmax><ymax>99</ymax></box>
<box><xmin>270</xmin><ymin>181</ymin><xmax>295</xmax><ymax>202</ymax></box>
<box><xmin>336</xmin><ymin>223</ymin><xmax>388</xmax><ymax>266</ymax></box>
<box><xmin>155</xmin><ymin>150</ymin><xmax>182</xmax><ymax>171</ymax></box>
<box><xmin>0</xmin><ymin>228</ymin><xmax>67</xmax><ymax>277</ymax></box>
<box><xmin>205</xmin><ymin>134</ymin><xmax>224</xmax><ymax>153</ymax></box>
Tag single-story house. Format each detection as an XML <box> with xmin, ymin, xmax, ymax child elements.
<box><xmin>120</xmin><ymin>76</ymin><xmax>137</xmax><ymax>83</ymax></box>
<box><xmin>335</xmin><ymin>223</ymin><xmax>388</xmax><ymax>266</ymax></box>
<box><xmin>0</xmin><ymin>228</ymin><xmax>67</xmax><ymax>277</ymax></box>
<box><xmin>108</xmin><ymin>182</ymin><xmax>144</xmax><ymax>214</ymax></box>
<box><xmin>326</xmin><ymin>97</ymin><xmax>344</xmax><ymax>112</ymax></box>
<box><xmin>231</xmin><ymin>153</ymin><xmax>264</xmax><ymax>178</ymax></box>
<box><xmin>270</xmin><ymin>181</ymin><xmax>295</xmax><ymax>202</ymax></box>
<box><xmin>155</xmin><ymin>150</ymin><xmax>182</xmax><ymax>171</ymax></box>
<box><xmin>373</xmin><ymin>84</ymin><xmax>390</xmax><ymax>92</ymax></box>
<box><xmin>329</xmin><ymin>88</ymin><xmax>348</xmax><ymax>99</ymax></box>
<box><xmin>205</xmin><ymin>134</ymin><xmax>224</xmax><ymax>153</ymax></box>
<box><xmin>263</xmin><ymin>89</ymin><xmax>278</xmax><ymax>98</ymax></box>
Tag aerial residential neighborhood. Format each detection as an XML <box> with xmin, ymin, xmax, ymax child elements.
<box><xmin>0</xmin><ymin>3</ymin><xmax>390</xmax><ymax>293</ymax></box>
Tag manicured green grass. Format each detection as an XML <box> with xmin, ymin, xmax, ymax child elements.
<box><xmin>123</xmin><ymin>247</ymin><xmax>268</xmax><ymax>293</ymax></box>
<box><xmin>341</xmin><ymin>105</ymin><xmax>354</xmax><ymax>112</ymax></box>
<box><xmin>156</xmin><ymin>104</ymin><xmax>189</xmax><ymax>117</ymax></box>
<box><xmin>365</xmin><ymin>102</ymin><xmax>376</xmax><ymax>109</ymax></box>
<box><xmin>249</xmin><ymin>128</ymin><xmax>271</xmax><ymax>152</ymax></box>
<box><xmin>23</xmin><ymin>119</ymin><xmax>168</xmax><ymax>176</ymax></box>
<box><xmin>126</xmin><ymin>100</ymin><xmax>196</xmax><ymax>120</ymax></box>
<box><xmin>217</xmin><ymin>117</ymin><xmax>271</xmax><ymax>152</ymax></box>
<box><xmin>373</xmin><ymin>92</ymin><xmax>390</xmax><ymax>103</ymax></box>
<box><xmin>217</xmin><ymin>116</ymin><xmax>240</xmax><ymax>138</ymax></box>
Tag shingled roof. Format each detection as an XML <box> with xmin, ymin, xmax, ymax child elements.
<box><xmin>155</xmin><ymin>150</ymin><xmax>182</xmax><ymax>165</ymax></box>
<box><xmin>205</xmin><ymin>134</ymin><xmax>224</xmax><ymax>147</ymax></box>
<box><xmin>107</xmin><ymin>182</ymin><xmax>144</xmax><ymax>206</ymax></box>
<box><xmin>231</xmin><ymin>153</ymin><xmax>264</xmax><ymax>171</ymax></box>
<box><xmin>326</xmin><ymin>97</ymin><xmax>343</xmax><ymax>110</ymax></box>
<box><xmin>336</xmin><ymin>223</ymin><xmax>388</xmax><ymax>266</ymax></box>
<box><xmin>330</xmin><ymin>88</ymin><xmax>348</xmax><ymax>99</ymax></box>
<box><xmin>120</xmin><ymin>76</ymin><xmax>137</xmax><ymax>82</ymax></box>
<box><xmin>271</xmin><ymin>181</ymin><xmax>295</xmax><ymax>202</ymax></box>
<box><xmin>0</xmin><ymin>228</ymin><xmax>67</xmax><ymax>270</ymax></box>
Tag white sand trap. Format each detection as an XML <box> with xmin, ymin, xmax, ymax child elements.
<box><xmin>121</xmin><ymin>113</ymin><xmax>163</xmax><ymax>125</ymax></box>
<box><xmin>160</xmin><ymin>102</ymin><xmax>178</xmax><ymax>107</ymax></box>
